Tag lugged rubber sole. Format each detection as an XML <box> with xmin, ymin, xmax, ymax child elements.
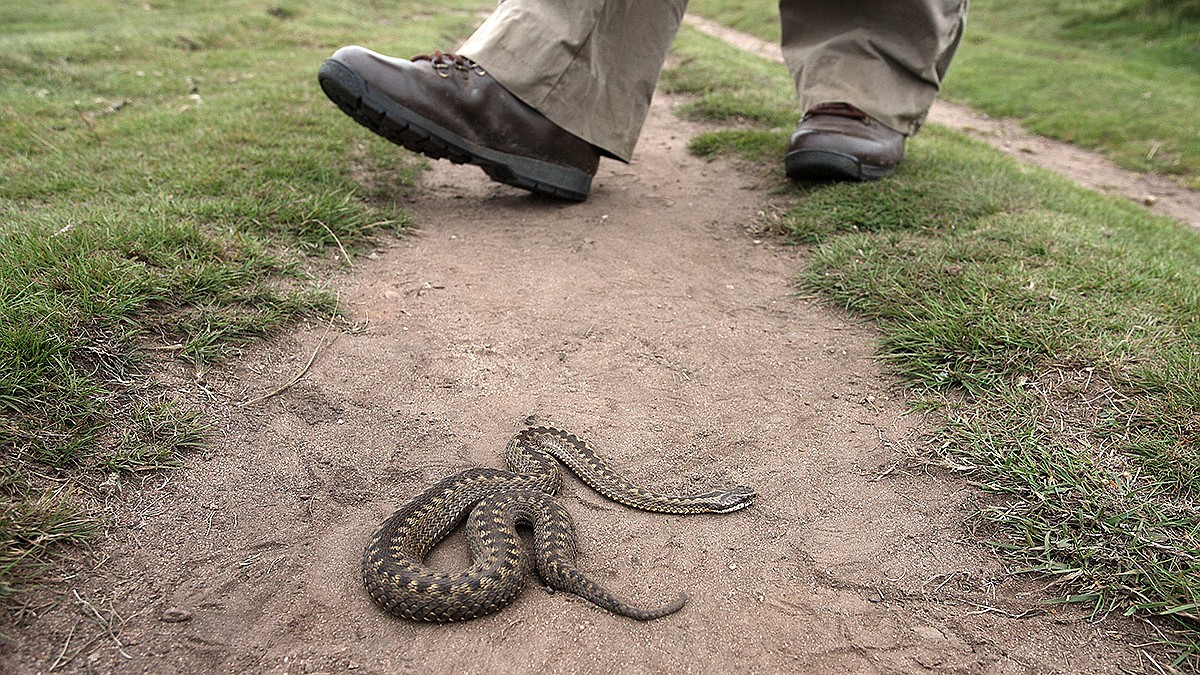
<box><xmin>784</xmin><ymin>149</ymin><xmax>897</xmax><ymax>182</ymax></box>
<box><xmin>318</xmin><ymin>58</ymin><xmax>592</xmax><ymax>201</ymax></box>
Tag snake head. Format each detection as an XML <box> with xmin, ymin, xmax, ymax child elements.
<box><xmin>707</xmin><ymin>485</ymin><xmax>756</xmax><ymax>513</ymax></box>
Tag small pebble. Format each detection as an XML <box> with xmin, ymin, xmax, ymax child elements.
<box><xmin>160</xmin><ymin>607</ymin><xmax>193</xmax><ymax>623</ymax></box>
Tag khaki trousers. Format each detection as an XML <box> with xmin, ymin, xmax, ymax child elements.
<box><xmin>459</xmin><ymin>1</ymin><xmax>967</xmax><ymax>161</ymax></box>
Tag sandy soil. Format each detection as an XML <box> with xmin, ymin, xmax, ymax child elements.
<box><xmin>2</xmin><ymin>20</ymin><xmax>1189</xmax><ymax>675</ymax></box>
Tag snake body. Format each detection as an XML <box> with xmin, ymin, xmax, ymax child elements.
<box><xmin>362</xmin><ymin>425</ymin><xmax>756</xmax><ymax>622</ymax></box>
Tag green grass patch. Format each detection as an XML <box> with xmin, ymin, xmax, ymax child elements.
<box><xmin>667</xmin><ymin>25</ymin><xmax>1200</xmax><ymax>667</ymax></box>
<box><xmin>0</xmin><ymin>0</ymin><xmax>486</xmax><ymax>600</ymax></box>
<box><xmin>685</xmin><ymin>0</ymin><xmax>1200</xmax><ymax>187</ymax></box>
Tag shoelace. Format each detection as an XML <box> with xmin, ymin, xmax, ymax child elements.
<box><xmin>804</xmin><ymin>102</ymin><xmax>872</xmax><ymax>122</ymax></box>
<box><xmin>413</xmin><ymin>51</ymin><xmax>487</xmax><ymax>77</ymax></box>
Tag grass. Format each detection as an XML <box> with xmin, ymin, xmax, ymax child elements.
<box><xmin>0</xmin><ymin>0</ymin><xmax>485</xmax><ymax>600</ymax></box>
<box><xmin>686</xmin><ymin>0</ymin><xmax>1200</xmax><ymax>188</ymax></box>
<box><xmin>664</xmin><ymin>24</ymin><xmax>1200</xmax><ymax>668</ymax></box>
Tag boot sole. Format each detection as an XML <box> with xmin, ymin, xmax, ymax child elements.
<box><xmin>318</xmin><ymin>58</ymin><xmax>591</xmax><ymax>201</ymax></box>
<box><xmin>784</xmin><ymin>149</ymin><xmax>896</xmax><ymax>182</ymax></box>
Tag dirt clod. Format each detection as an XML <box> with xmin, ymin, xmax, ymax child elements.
<box><xmin>159</xmin><ymin>608</ymin><xmax>193</xmax><ymax>623</ymax></box>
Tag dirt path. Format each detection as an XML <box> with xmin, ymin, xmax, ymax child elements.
<box><xmin>685</xmin><ymin>14</ymin><xmax>1200</xmax><ymax>229</ymax></box>
<box><xmin>2</xmin><ymin>86</ymin><xmax>1168</xmax><ymax>673</ymax></box>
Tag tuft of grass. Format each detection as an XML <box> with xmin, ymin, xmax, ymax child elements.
<box><xmin>667</xmin><ymin>24</ymin><xmax>1200</xmax><ymax>668</ymax></box>
<box><xmin>0</xmin><ymin>467</ymin><xmax>95</xmax><ymax>600</ymax></box>
<box><xmin>662</xmin><ymin>39</ymin><xmax>796</xmax><ymax>130</ymax></box>
<box><xmin>687</xmin><ymin>129</ymin><xmax>789</xmax><ymax>163</ymax></box>
<box><xmin>685</xmin><ymin>0</ymin><xmax>1200</xmax><ymax>187</ymax></box>
<box><xmin>0</xmin><ymin>0</ymin><xmax>488</xmax><ymax>599</ymax></box>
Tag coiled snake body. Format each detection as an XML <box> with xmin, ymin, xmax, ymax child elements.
<box><xmin>362</xmin><ymin>426</ymin><xmax>755</xmax><ymax>622</ymax></box>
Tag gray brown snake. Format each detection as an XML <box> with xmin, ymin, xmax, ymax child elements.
<box><xmin>362</xmin><ymin>425</ymin><xmax>756</xmax><ymax>621</ymax></box>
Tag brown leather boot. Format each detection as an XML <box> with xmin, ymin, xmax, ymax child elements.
<box><xmin>318</xmin><ymin>46</ymin><xmax>601</xmax><ymax>201</ymax></box>
<box><xmin>785</xmin><ymin>103</ymin><xmax>906</xmax><ymax>182</ymax></box>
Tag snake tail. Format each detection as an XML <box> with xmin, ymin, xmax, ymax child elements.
<box><xmin>542</xmin><ymin>561</ymin><xmax>689</xmax><ymax>621</ymax></box>
<box><xmin>528</xmin><ymin>494</ymin><xmax>688</xmax><ymax>621</ymax></box>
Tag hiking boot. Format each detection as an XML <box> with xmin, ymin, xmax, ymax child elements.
<box><xmin>785</xmin><ymin>103</ymin><xmax>906</xmax><ymax>181</ymax></box>
<box><xmin>318</xmin><ymin>46</ymin><xmax>601</xmax><ymax>201</ymax></box>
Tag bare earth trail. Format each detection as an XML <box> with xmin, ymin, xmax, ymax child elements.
<box><xmin>2</xmin><ymin>88</ymin><xmax>1166</xmax><ymax>673</ymax></box>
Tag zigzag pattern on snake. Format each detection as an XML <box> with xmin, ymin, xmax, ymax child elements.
<box><xmin>362</xmin><ymin>425</ymin><xmax>756</xmax><ymax>622</ymax></box>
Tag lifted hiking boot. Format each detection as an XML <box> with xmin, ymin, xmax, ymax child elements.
<box><xmin>318</xmin><ymin>46</ymin><xmax>601</xmax><ymax>201</ymax></box>
<box><xmin>785</xmin><ymin>103</ymin><xmax>906</xmax><ymax>182</ymax></box>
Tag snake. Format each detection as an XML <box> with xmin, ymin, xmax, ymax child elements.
<box><xmin>362</xmin><ymin>425</ymin><xmax>756</xmax><ymax>622</ymax></box>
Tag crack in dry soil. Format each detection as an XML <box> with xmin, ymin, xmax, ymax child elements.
<box><xmin>0</xmin><ymin>30</ymin><xmax>1179</xmax><ymax>675</ymax></box>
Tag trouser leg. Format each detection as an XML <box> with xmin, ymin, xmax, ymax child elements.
<box><xmin>780</xmin><ymin>0</ymin><xmax>968</xmax><ymax>135</ymax></box>
<box><xmin>458</xmin><ymin>0</ymin><xmax>687</xmax><ymax>162</ymax></box>
<box><xmin>459</xmin><ymin>0</ymin><xmax>966</xmax><ymax>158</ymax></box>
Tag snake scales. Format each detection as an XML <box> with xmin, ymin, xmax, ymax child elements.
<box><xmin>362</xmin><ymin>425</ymin><xmax>756</xmax><ymax>622</ymax></box>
